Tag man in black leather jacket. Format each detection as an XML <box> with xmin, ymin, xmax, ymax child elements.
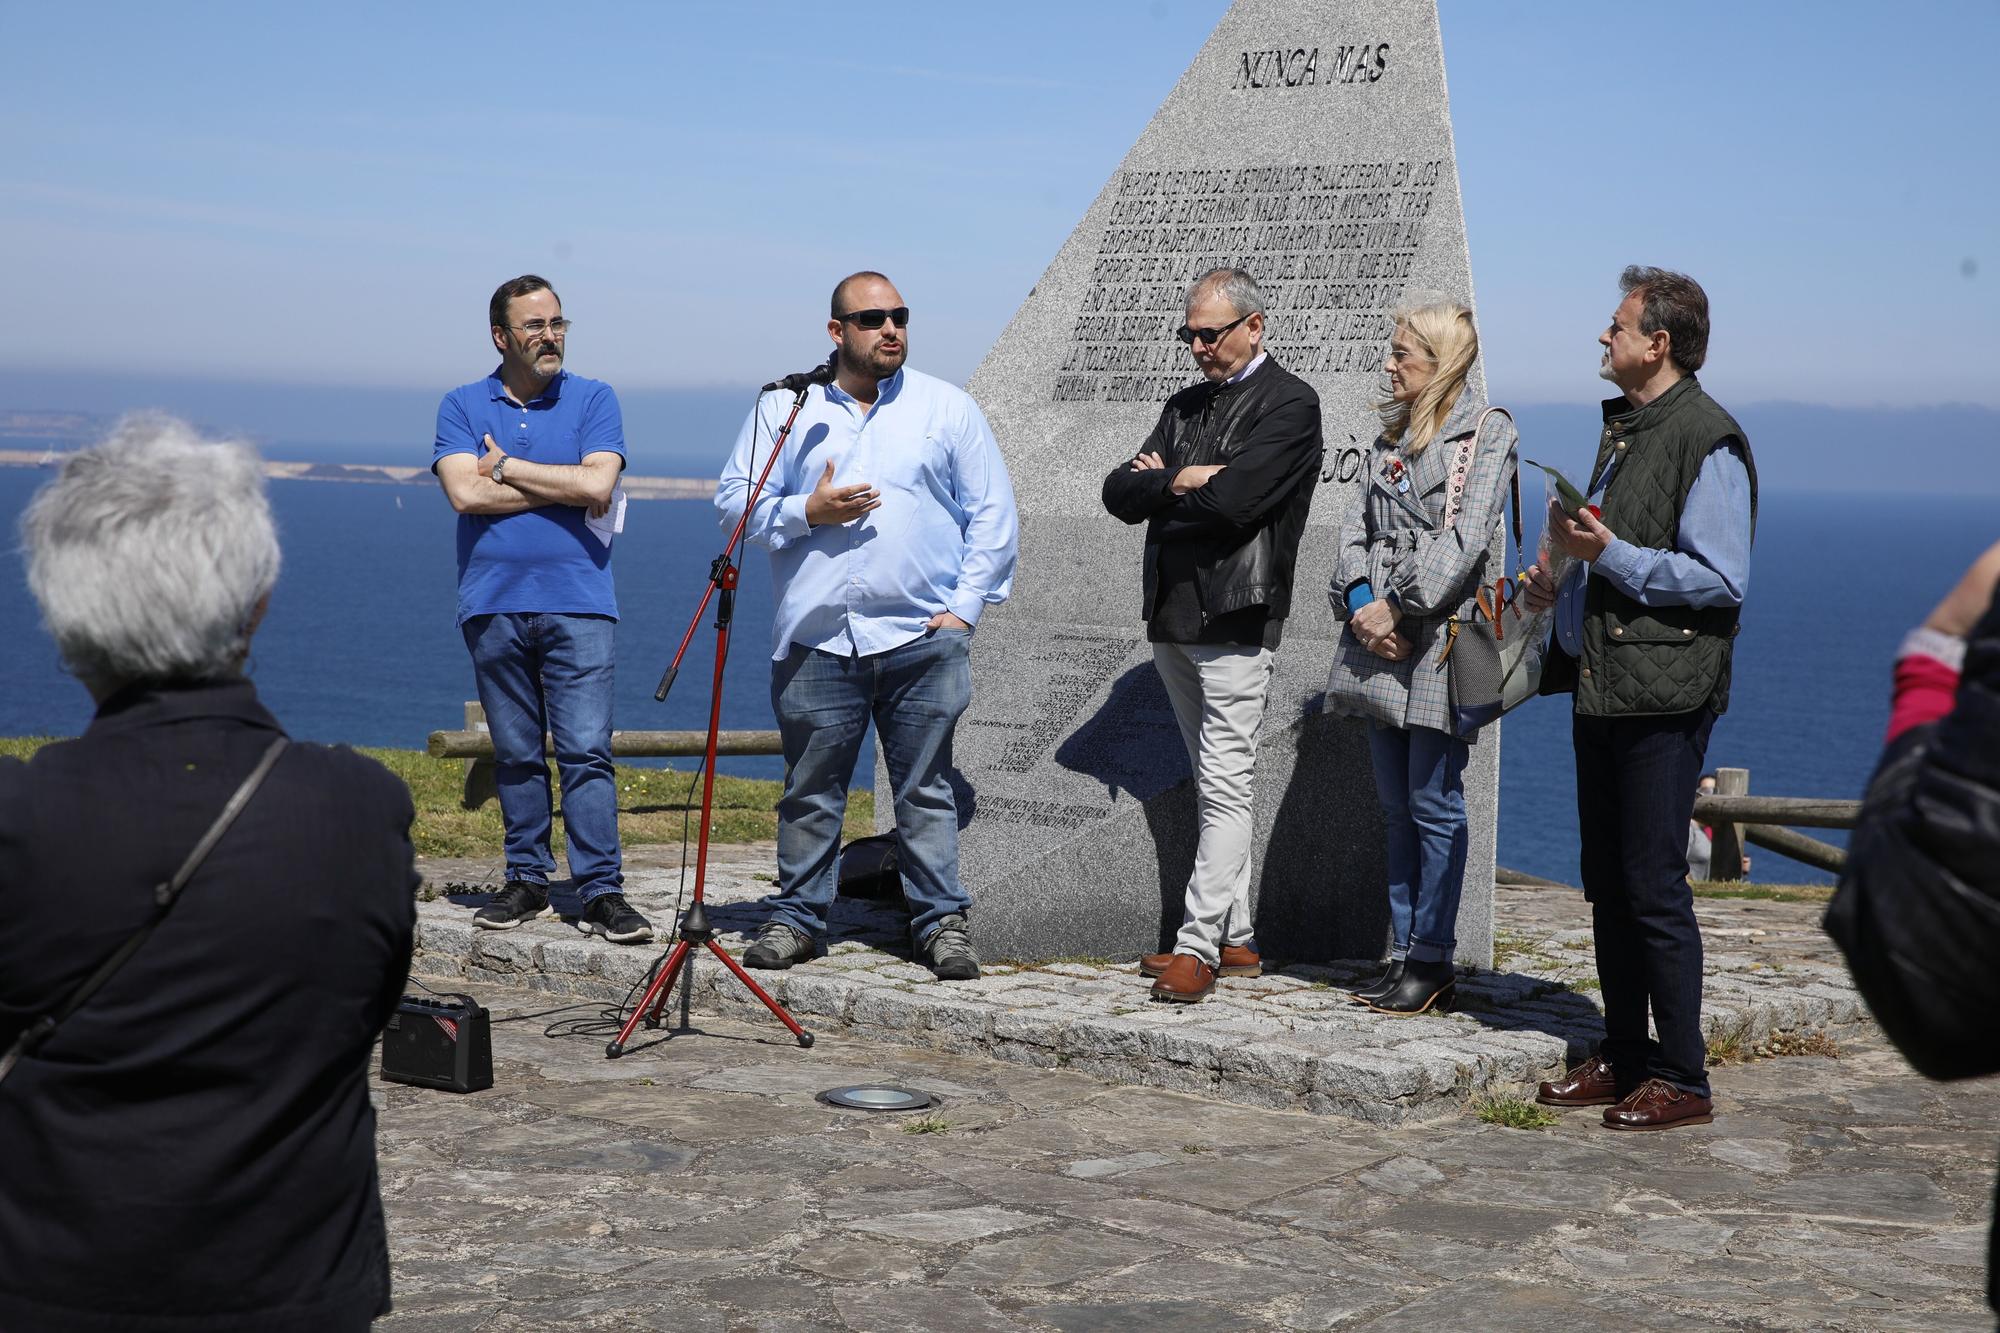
<box><xmin>1826</xmin><ymin>552</ymin><xmax>2000</xmax><ymax>1314</ymax></box>
<box><xmin>1102</xmin><ymin>266</ymin><xmax>1323</xmax><ymax>1003</ymax></box>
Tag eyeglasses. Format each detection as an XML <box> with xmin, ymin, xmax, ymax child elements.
<box><xmin>508</xmin><ymin>318</ymin><xmax>572</xmax><ymax>337</ymax></box>
<box><xmin>1387</xmin><ymin>347</ymin><xmax>1433</xmax><ymax>365</ymax></box>
<box><xmin>836</xmin><ymin>307</ymin><xmax>910</xmax><ymax>330</ymax></box>
<box><xmin>1176</xmin><ymin>313</ymin><xmax>1251</xmax><ymax>346</ymax></box>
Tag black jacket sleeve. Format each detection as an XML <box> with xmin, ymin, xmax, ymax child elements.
<box><xmin>1101</xmin><ymin>408</ymin><xmax>1179</xmax><ymax>525</ymax></box>
<box><xmin>1145</xmin><ymin>395</ymin><xmax>1323</xmax><ymax>542</ymax></box>
<box><xmin>1824</xmin><ymin>594</ymin><xmax>2000</xmax><ymax>1081</ymax></box>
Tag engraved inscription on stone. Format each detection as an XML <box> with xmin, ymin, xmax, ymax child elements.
<box><xmin>1054</xmin><ymin>159</ymin><xmax>1444</xmax><ymax>404</ymax></box>
<box><xmin>1232</xmin><ymin>42</ymin><xmax>1390</xmax><ymax>91</ymax></box>
<box><xmin>981</xmin><ymin>634</ymin><xmax>1132</xmax><ymax>776</ymax></box>
<box><xmin>969</xmin><ymin>795</ymin><xmax>1111</xmax><ymax>832</ymax></box>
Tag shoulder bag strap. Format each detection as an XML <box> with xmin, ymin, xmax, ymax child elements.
<box><xmin>0</xmin><ymin>734</ymin><xmax>290</xmax><ymax>1086</ymax></box>
<box><xmin>1440</xmin><ymin>407</ymin><xmax>1523</xmax><ymax>574</ymax></box>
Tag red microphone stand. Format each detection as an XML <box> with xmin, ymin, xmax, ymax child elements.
<box><xmin>606</xmin><ymin>383</ymin><xmax>815</xmax><ymax>1057</ymax></box>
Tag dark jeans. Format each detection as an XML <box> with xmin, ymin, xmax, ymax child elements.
<box><xmin>1574</xmin><ymin>707</ymin><xmax>1716</xmax><ymax>1097</ymax></box>
<box><xmin>767</xmin><ymin>632</ymin><xmax>974</xmax><ymax>944</ymax></box>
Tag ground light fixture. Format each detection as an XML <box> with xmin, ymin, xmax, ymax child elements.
<box><xmin>816</xmin><ymin>1085</ymin><xmax>937</xmax><ymax>1112</ymax></box>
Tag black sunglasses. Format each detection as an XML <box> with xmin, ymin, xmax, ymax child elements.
<box><xmin>1176</xmin><ymin>312</ymin><xmax>1251</xmax><ymax>346</ymax></box>
<box><xmin>837</xmin><ymin>306</ymin><xmax>910</xmax><ymax>330</ymax></box>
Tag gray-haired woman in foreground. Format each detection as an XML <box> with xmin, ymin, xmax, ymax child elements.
<box><xmin>0</xmin><ymin>418</ymin><xmax>416</xmax><ymax>1332</ymax></box>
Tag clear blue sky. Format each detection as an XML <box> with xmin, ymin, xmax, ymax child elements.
<box><xmin>2</xmin><ymin>0</ymin><xmax>1994</xmax><ymax>413</ymax></box>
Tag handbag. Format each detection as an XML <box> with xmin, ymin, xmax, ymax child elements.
<box><xmin>1435</xmin><ymin>407</ymin><xmax>1540</xmax><ymax>737</ymax></box>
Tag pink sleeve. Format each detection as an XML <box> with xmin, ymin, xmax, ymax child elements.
<box><xmin>1886</xmin><ymin>654</ymin><xmax>1962</xmax><ymax>744</ymax></box>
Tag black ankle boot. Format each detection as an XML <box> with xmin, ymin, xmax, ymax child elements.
<box><xmin>1348</xmin><ymin>958</ymin><xmax>1406</xmax><ymax>1004</ymax></box>
<box><xmin>1368</xmin><ymin>958</ymin><xmax>1456</xmax><ymax>1015</ymax></box>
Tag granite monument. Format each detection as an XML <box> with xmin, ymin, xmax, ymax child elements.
<box><xmin>909</xmin><ymin>0</ymin><xmax>1498</xmax><ymax>967</ymax></box>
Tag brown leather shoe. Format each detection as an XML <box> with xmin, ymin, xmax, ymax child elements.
<box><xmin>1140</xmin><ymin>945</ymin><xmax>1260</xmax><ymax>978</ymax></box>
<box><xmin>1603</xmin><ymin>1078</ymin><xmax>1714</xmax><ymax>1132</ymax></box>
<box><xmin>1149</xmin><ymin>953</ymin><xmax>1217</xmax><ymax>1003</ymax></box>
<box><xmin>1536</xmin><ymin>1055</ymin><xmax>1618</xmax><ymax>1108</ymax></box>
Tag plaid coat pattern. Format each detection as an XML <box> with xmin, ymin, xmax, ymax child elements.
<box><xmin>1325</xmin><ymin>392</ymin><xmax>1520</xmax><ymax>734</ymax></box>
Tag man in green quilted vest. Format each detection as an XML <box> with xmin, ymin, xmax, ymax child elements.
<box><xmin>1521</xmin><ymin>267</ymin><xmax>1757</xmax><ymax>1132</ymax></box>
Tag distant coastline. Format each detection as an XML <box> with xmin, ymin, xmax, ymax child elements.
<box><xmin>0</xmin><ymin>449</ymin><xmax>714</xmax><ymax>501</ymax></box>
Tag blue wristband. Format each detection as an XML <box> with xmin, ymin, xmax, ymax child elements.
<box><xmin>1345</xmin><ymin>580</ymin><xmax>1376</xmax><ymax>613</ymax></box>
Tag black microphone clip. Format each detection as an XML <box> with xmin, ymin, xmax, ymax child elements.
<box><xmin>761</xmin><ymin>354</ymin><xmax>838</xmax><ymax>395</ymax></box>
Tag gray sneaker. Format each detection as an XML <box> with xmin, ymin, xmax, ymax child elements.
<box><xmin>919</xmin><ymin>914</ymin><xmax>980</xmax><ymax>981</ymax></box>
<box><xmin>743</xmin><ymin>921</ymin><xmax>816</xmax><ymax>969</ymax></box>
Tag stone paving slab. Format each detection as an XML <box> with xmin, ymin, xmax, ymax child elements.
<box><xmin>370</xmin><ymin>975</ymin><xmax>2000</xmax><ymax>1331</ymax></box>
<box><xmin>411</xmin><ymin>845</ymin><xmax>1865</xmax><ymax>1125</ymax></box>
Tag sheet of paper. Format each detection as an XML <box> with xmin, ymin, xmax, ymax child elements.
<box><xmin>586</xmin><ymin>484</ymin><xmax>627</xmax><ymax>548</ymax></box>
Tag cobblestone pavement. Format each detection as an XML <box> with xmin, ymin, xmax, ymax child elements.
<box><xmin>373</xmin><ymin>977</ymin><xmax>1998</xmax><ymax>1331</ymax></box>
<box><xmin>411</xmin><ymin>847</ymin><xmax>1867</xmax><ymax>1124</ymax></box>
<box><xmin>383</xmin><ymin>848</ymin><xmax>1999</xmax><ymax>1327</ymax></box>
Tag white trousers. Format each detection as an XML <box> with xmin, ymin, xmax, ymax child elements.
<box><xmin>1153</xmin><ymin>641</ymin><xmax>1275</xmax><ymax>966</ymax></box>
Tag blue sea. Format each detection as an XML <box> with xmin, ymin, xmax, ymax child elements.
<box><xmin>0</xmin><ymin>465</ymin><xmax>1990</xmax><ymax>886</ymax></box>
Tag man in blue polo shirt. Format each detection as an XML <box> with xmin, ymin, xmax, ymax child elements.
<box><xmin>716</xmin><ymin>271</ymin><xmax>1018</xmax><ymax>980</ymax></box>
<box><xmin>432</xmin><ymin>274</ymin><xmax>651</xmax><ymax>944</ymax></box>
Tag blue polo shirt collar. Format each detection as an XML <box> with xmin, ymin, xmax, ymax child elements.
<box><xmin>485</xmin><ymin>366</ymin><xmax>567</xmax><ymax>407</ymax></box>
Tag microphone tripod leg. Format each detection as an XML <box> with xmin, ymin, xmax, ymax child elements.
<box><xmin>704</xmin><ymin>939</ymin><xmax>815</xmax><ymax>1048</ymax></box>
<box><xmin>606</xmin><ymin>937</ymin><xmax>693</xmax><ymax>1058</ymax></box>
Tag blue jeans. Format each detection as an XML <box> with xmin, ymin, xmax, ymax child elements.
<box><xmin>462</xmin><ymin>612</ymin><xmax>621</xmax><ymax>909</ymax></box>
<box><xmin>1367</xmin><ymin>721</ymin><xmax>1470</xmax><ymax>964</ymax></box>
<box><xmin>768</xmin><ymin>632</ymin><xmax>973</xmax><ymax>944</ymax></box>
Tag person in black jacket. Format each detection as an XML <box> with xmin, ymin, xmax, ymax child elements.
<box><xmin>0</xmin><ymin>417</ymin><xmax>417</xmax><ymax>1333</ymax></box>
<box><xmin>1826</xmin><ymin>543</ymin><xmax>2000</xmax><ymax>1315</ymax></box>
<box><xmin>1102</xmin><ymin>267</ymin><xmax>1323</xmax><ymax>1003</ymax></box>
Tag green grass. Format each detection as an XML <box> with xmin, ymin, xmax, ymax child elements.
<box><xmin>1472</xmin><ymin>1094</ymin><xmax>1559</xmax><ymax>1130</ymax></box>
<box><xmin>2</xmin><ymin>737</ymin><xmax>872</xmax><ymax>857</ymax></box>
<box><xmin>1705</xmin><ymin>1020</ymin><xmax>1754</xmax><ymax>1065</ymax></box>
<box><xmin>1691</xmin><ymin>879</ymin><xmax>1835</xmax><ymax>904</ymax></box>
<box><xmin>901</xmin><ymin>1114</ymin><xmax>951</xmax><ymax>1135</ymax></box>
<box><xmin>1492</xmin><ymin>929</ymin><xmax>1556</xmax><ymax>973</ymax></box>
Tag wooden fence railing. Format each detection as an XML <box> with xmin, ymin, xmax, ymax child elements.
<box><xmin>1691</xmin><ymin>766</ymin><xmax>1856</xmax><ymax>878</ymax></box>
<box><xmin>427</xmin><ymin>717</ymin><xmax>1858</xmax><ymax>879</ymax></box>
<box><xmin>429</xmin><ymin>702</ymin><xmax>783</xmax><ymax>810</ymax></box>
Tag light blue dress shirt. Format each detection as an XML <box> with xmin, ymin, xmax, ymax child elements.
<box><xmin>1553</xmin><ymin>442</ymin><xmax>1752</xmax><ymax>656</ymax></box>
<box><xmin>716</xmin><ymin>366</ymin><xmax>1020</xmax><ymax>661</ymax></box>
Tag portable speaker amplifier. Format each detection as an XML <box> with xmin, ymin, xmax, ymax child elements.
<box><xmin>380</xmin><ymin>993</ymin><xmax>493</xmax><ymax>1093</ymax></box>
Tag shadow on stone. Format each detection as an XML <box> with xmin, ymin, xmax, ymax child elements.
<box><xmin>1054</xmin><ymin>660</ymin><xmax>1196</xmax><ymax>953</ymax></box>
<box><xmin>1054</xmin><ymin>661</ymin><xmax>1190</xmax><ymax>805</ymax></box>
<box><xmin>1257</xmin><ymin>704</ymin><xmax>1388</xmax><ymax>964</ymax></box>
<box><xmin>1451</xmin><ymin>971</ymin><xmax>1605</xmax><ymax>1059</ymax></box>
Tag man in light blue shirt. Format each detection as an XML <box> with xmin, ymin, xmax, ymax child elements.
<box><xmin>715</xmin><ymin>271</ymin><xmax>1018</xmax><ymax>980</ymax></box>
<box><xmin>1522</xmin><ymin>266</ymin><xmax>1756</xmax><ymax>1133</ymax></box>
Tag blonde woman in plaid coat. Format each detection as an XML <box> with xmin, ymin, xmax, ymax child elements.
<box><xmin>1326</xmin><ymin>301</ymin><xmax>1518</xmax><ymax>1015</ymax></box>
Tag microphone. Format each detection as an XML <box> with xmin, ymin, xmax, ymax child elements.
<box><xmin>761</xmin><ymin>354</ymin><xmax>837</xmax><ymax>394</ymax></box>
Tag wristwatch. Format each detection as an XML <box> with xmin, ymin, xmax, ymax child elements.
<box><xmin>491</xmin><ymin>454</ymin><xmax>509</xmax><ymax>485</ymax></box>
